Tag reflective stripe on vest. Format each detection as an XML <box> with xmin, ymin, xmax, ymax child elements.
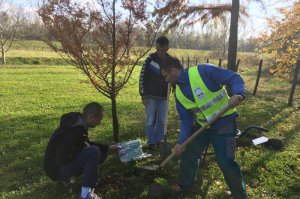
<box><xmin>176</xmin><ymin>66</ymin><xmax>236</xmax><ymax>125</ymax></box>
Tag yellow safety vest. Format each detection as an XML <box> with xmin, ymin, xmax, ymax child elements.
<box><xmin>176</xmin><ymin>66</ymin><xmax>236</xmax><ymax>126</ymax></box>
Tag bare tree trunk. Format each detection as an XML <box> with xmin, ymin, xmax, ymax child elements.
<box><xmin>1</xmin><ymin>45</ymin><xmax>5</xmax><ymax>65</ymax></box>
<box><xmin>288</xmin><ymin>60</ymin><xmax>300</xmax><ymax>107</ymax></box>
<box><xmin>111</xmin><ymin>93</ymin><xmax>119</xmax><ymax>142</ymax></box>
<box><xmin>227</xmin><ymin>0</ymin><xmax>239</xmax><ymax>72</ymax></box>
<box><xmin>111</xmin><ymin>0</ymin><xmax>119</xmax><ymax>142</ymax></box>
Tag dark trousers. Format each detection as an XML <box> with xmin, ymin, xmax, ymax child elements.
<box><xmin>58</xmin><ymin>145</ymin><xmax>107</xmax><ymax>187</ymax></box>
<box><xmin>179</xmin><ymin>122</ymin><xmax>247</xmax><ymax>199</ymax></box>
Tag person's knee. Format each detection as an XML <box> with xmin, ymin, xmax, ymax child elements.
<box><xmin>217</xmin><ymin>159</ymin><xmax>233</xmax><ymax>171</ymax></box>
<box><xmin>146</xmin><ymin>116</ymin><xmax>155</xmax><ymax>126</ymax></box>
<box><xmin>146</xmin><ymin>121</ymin><xmax>154</xmax><ymax>126</ymax></box>
<box><xmin>180</xmin><ymin>150</ymin><xmax>199</xmax><ymax>167</ymax></box>
<box><xmin>86</xmin><ymin>145</ymin><xmax>100</xmax><ymax>161</ymax></box>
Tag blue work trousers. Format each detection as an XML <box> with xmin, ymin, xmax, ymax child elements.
<box><xmin>179</xmin><ymin>122</ymin><xmax>247</xmax><ymax>199</ymax></box>
<box><xmin>145</xmin><ymin>98</ymin><xmax>167</xmax><ymax>144</ymax></box>
<box><xmin>58</xmin><ymin>145</ymin><xmax>107</xmax><ymax>187</ymax></box>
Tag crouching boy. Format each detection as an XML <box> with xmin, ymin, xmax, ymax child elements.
<box><xmin>44</xmin><ymin>102</ymin><xmax>118</xmax><ymax>199</ymax></box>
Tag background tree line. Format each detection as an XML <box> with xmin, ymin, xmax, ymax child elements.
<box><xmin>13</xmin><ymin>17</ymin><xmax>258</xmax><ymax>53</ymax></box>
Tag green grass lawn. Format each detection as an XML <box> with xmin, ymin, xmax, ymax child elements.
<box><xmin>0</xmin><ymin>52</ymin><xmax>299</xmax><ymax>198</ymax></box>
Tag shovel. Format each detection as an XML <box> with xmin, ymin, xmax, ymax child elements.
<box><xmin>139</xmin><ymin>104</ymin><xmax>233</xmax><ymax>171</ymax></box>
<box><xmin>159</xmin><ymin>83</ymin><xmax>172</xmax><ymax>159</ymax></box>
<box><xmin>160</xmin><ymin>104</ymin><xmax>232</xmax><ymax>167</ymax></box>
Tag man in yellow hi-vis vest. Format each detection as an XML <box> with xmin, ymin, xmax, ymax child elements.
<box><xmin>160</xmin><ymin>56</ymin><xmax>246</xmax><ymax>199</ymax></box>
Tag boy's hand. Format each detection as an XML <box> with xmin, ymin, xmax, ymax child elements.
<box><xmin>108</xmin><ymin>144</ymin><xmax>120</xmax><ymax>153</ymax></box>
<box><xmin>229</xmin><ymin>95</ymin><xmax>244</xmax><ymax>108</ymax></box>
<box><xmin>142</xmin><ymin>98</ymin><xmax>147</xmax><ymax>106</ymax></box>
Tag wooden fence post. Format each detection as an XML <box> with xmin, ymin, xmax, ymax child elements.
<box><xmin>253</xmin><ymin>59</ymin><xmax>263</xmax><ymax>96</ymax></box>
<box><xmin>236</xmin><ymin>59</ymin><xmax>240</xmax><ymax>71</ymax></box>
<box><xmin>181</xmin><ymin>56</ymin><xmax>184</xmax><ymax>66</ymax></box>
<box><xmin>218</xmin><ymin>58</ymin><xmax>222</xmax><ymax>67</ymax></box>
<box><xmin>206</xmin><ymin>58</ymin><xmax>209</xmax><ymax>63</ymax></box>
<box><xmin>288</xmin><ymin>59</ymin><xmax>300</xmax><ymax>106</ymax></box>
<box><xmin>187</xmin><ymin>57</ymin><xmax>190</xmax><ymax>67</ymax></box>
<box><xmin>195</xmin><ymin>59</ymin><xmax>198</xmax><ymax>66</ymax></box>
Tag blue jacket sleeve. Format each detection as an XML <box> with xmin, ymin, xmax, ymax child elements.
<box><xmin>201</xmin><ymin>64</ymin><xmax>245</xmax><ymax>97</ymax></box>
<box><xmin>176</xmin><ymin>98</ymin><xmax>194</xmax><ymax>144</ymax></box>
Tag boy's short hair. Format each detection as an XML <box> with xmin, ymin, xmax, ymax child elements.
<box><xmin>82</xmin><ymin>102</ymin><xmax>104</xmax><ymax>117</ymax></box>
<box><xmin>160</xmin><ymin>56</ymin><xmax>183</xmax><ymax>71</ymax></box>
<box><xmin>156</xmin><ymin>36</ymin><xmax>169</xmax><ymax>46</ymax></box>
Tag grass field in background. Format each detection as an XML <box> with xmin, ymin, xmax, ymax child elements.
<box><xmin>12</xmin><ymin>40</ymin><xmax>61</xmax><ymax>49</ymax></box>
<box><xmin>7</xmin><ymin>40</ymin><xmax>266</xmax><ymax>68</ymax></box>
<box><xmin>0</xmin><ymin>46</ymin><xmax>299</xmax><ymax>198</ymax></box>
<box><xmin>5</xmin><ymin>48</ymin><xmax>265</xmax><ymax>70</ymax></box>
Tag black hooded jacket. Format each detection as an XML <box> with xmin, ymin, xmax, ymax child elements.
<box><xmin>43</xmin><ymin>112</ymin><xmax>109</xmax><ymax>180</ymax></box>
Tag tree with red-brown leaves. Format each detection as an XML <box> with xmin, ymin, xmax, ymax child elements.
<box><xmin>154</xmin><ymin>0</ymin><xmax>258</xmax><ymax>72</ymax></box>
<box><xmin>154</xmin><ymin>0</ymin><xmax>232</xmax><ymax>30</ymax></box>
<box><xmin>38</xmin><ymin>0</ymin><xmax>162</xmax><ymax>142</ymax></box>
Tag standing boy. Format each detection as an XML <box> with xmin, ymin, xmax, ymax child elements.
<box><xmin>139</xmin><ymin>36</ymin><xmax>170</xmax><ymax>149</ymax></box>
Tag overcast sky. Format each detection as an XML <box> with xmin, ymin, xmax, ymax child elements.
<box><xmin>6</xmin><ymin>0</ymin><xmax>295</xmax><ymax>38</ymax></box>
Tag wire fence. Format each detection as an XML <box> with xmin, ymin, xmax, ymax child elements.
<box><xmin>10</xmin><ymin>46</ymin><xmax>54</xmax><ymax>51</ymax></box>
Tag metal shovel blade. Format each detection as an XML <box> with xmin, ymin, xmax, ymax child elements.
<box><xmin>159</xmin><ymin>141</ymin><xmax>172</xmax><ymax>160</ymax></box>
<box><xmin>138</xmin><ymin>164</ymin><xmax>160</xmax><ymax>171</ymax></box>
